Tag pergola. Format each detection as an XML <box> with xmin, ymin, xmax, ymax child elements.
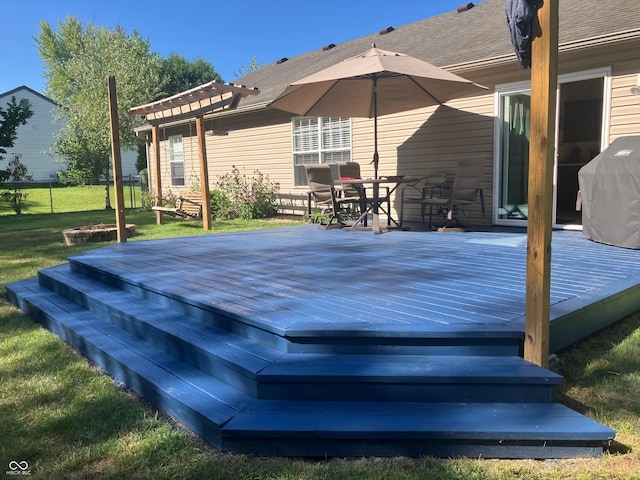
<box><xmin>130</xmin><ymin>81</ymin><xmax>259</xmax><ymax>230</ymax></box>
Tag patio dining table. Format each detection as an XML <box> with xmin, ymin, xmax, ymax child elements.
<box><xmin>339</xmin><ymin>176</ymin><xmax>413</xmax><ymax>234</ymax></box>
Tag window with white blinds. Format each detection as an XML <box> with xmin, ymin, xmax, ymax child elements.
<box><xmin>293</xmin><ymin>116</ymin><xmax>351</xmax><ymax>186</ymax></box>
<box><xmin>169</xmin><ymin>135</ymin><xmax>185</xmax><ymax>186</ymax></box>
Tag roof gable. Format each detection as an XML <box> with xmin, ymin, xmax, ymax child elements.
<box><xmin>0</xmin><ymin>85</ymin><xmax>57</xmax><ymax>106</ymax></box>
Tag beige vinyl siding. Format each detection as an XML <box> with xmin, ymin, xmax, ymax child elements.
<box><xmin>150</xmin><ymin>110</ymin><xmax>294</xmax><ymax>198</ymax></box>
<box><xmin>609</xmin><ymin>64</ymin><xmax>640</xmax><ymax>140</ymax></box>
<box><xmin>351</xmin><ymin>92</ymin><xmax>495</xmax><ymax>223</ymax></box>
<box><xmin>147</xmin><ymin>37</ymin><xmax>640</xmax><ymax>224</ymax></box>
<box><xmin>205</xmin><ymin>110</ymin><xmax>293</xmax><ymax>187</ymax></box>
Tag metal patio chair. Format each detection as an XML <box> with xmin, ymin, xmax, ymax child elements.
<box><xmin>337</xmin><ymin>162</ymin><xmax>391</xmax><ymax>226</ymax></box>
<box><xmin>424</xmin><ymin>156</ymin><xmax>486</xmax><ymax>230</ymax></box>
<box><xmin>304</xmin><ymin>164</ymin><xmax>362</xmax><ymax>228</ymax></box>
<box><xmin>401</xmin><ymin>157</ymin><xmax>486</xmax><ymax>230</ymax></box>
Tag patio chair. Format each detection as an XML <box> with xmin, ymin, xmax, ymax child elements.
<box><xmin>423</xmin><ymin>156</ymin><xmax>486</xmax><ymax>230</ymax></box>
<box><xmin>400</xmin><ymin>173</ymin><xmax>452</xmax><ymax>227</ymax></box>
<box><xmin>337</xmin><ymin>162</ymin><xmax>391</xmax><ymax>226</ymax></box>
<box><xmin>304</xmin><ymin>164</ymin><xmax>362</xmax><ymax>228</ymax></box>
<box><xmin>401</xmin><ymin>157</ymin><xmax>485</xmax><ymax>230</ymax></box>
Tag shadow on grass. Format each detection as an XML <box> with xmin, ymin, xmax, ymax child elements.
<box><xmin>552</xmin><ymin>312</ymin><xmax>640</xmax><ymax>456</ymax></box>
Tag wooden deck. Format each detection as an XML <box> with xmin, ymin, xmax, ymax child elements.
<box><xmin>7</xmin><ymin>225</ymin><xmax>640</xmax><ymax>458</ymax></box>
<box><xmin>59</xmin><ymin>225</ymin><xmax>640</xmax><ymax>351</ymax></box>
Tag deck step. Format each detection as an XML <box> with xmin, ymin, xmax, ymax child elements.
<box><xmin>7</xmin><ymin>278</ymin><xmax>250</xmax><ymax>449</ymax></box>
<box><xmin>5</xmin><ymin>259</ymin><xmax>616</xmax><ymax>459</ymax></box>
<box><xmin>66</xmin><ymin>258</ymin><xmax>290</xmax><ymax>350</ymax></box>
<box><xmin>38</xmin><ymin>264</ymin><xmax>285</xmax><ymax>396</ymax></box>
<box><xmin>7</xmin><ymin>278</ymin><xmax>614</xmax><ymax>459</ymax></box>
<box><xmin>35</xmin><ymin>265</ymin><xmax>561</xmax><ymax>404</ymax></box>
<box><xmin>222</xmin><ymin>401</ymin><xmax>614</xmax><ymax>458</ymax></box>
<box><xmin>258</xmin><ymin>353</ymin><xmax>562</xmax><ymax>402</ymax></box>
<box><xmin>67</xmin><ymin>252</ymin><xmax>525</xmax><ymax>356</ymax></box>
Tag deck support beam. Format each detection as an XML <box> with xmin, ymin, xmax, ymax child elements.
<box><xmin>196</xmin><ymin>116</ymin><xmax>212</xmax><ymax>230</ymax></box>
<box><xmin>524</xmin><ymin>0</ymin><xmax>559</xmax><ymax>367</ymax></box>
<box><xmin>151</xmin><ymin>124</ymin><xmax>164</xmax><ymax>225</ymax></box>
<box><xmin>107</xmin><ymin>76</ymin><xmax>127</xmax><ymax>242</ymax></box>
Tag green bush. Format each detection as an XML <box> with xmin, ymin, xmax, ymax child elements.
<box><xmin>140</xmin><ymin>190</ymin><xmax>155</xmax><ymax>212</ymax></box>
<box><xmin>209</xmin><ymin>189</ymin><xmax>230</xmax><ymax>220</ymax></box>
<box><xmin>214</xmin><ymin>166</ymin><xmax>279</xmax><ymax>220</ymax></box>
<box><xmin>1</xmin><ymin>155</ymin><xmax>32</xmax><ymax>215</ymax></box>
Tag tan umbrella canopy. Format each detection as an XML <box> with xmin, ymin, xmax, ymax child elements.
<box><xmin>271</xmin><ymin>45</ymin><xmax>487</xmax><ymax>178</ymax></box>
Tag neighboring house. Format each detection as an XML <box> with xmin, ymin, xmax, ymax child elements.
<box><xmin>0</xmin><ymin>85</ymin><xmax>139</xmax><ymax>182</ymax></box>
<box><xmin>138</xmin><ymin>0</ymin><xmax>640</xmax><ymax>227</ymax></box>
<box><xmin>0</xmin><ymin>86</ymin><xmax>62</xmax><ymax>182</ymax></box>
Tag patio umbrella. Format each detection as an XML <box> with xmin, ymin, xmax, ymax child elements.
<box><xmin>271</xmin><ymin>45</ymin><xmax>487</xmax><ymax>178</ymax></box>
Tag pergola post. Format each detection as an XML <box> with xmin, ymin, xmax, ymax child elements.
<box><xmin>524</xmin><ymin>0</ymin><xmax>559</xmax><ymax>367</ymax></box>
<box><xmin>195</xmin><ymin>116</ymin><xmax>212</xmax><ymax>230</ymax></box>
<box><xmin>151</xmin><ymin>124</ymin><xmax>164</xmax><ymax>225</ymax></box>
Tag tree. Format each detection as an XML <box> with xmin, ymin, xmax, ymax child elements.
<box><xmin>37</xmin><ymin>16</ymin><xmax>164</xmax><ymax>208</ymax></box>
<box><xmin>1</xmin><ymin>155</ymin><xmax>32</xmax><ymax>214</ymax></box>
<box><xmin>0</xmin><ymin>96</ymin><xmax>33</xmax><ymax>180</ymax></box>
<box><xmin>0</xmin><ymin>97</ymin><xmax>33</xmax><ymax>212</ymax></box>
<box><xmin>236</xmin><ymin>55</ymin><xmax>262</xmax><ymax>78</ymax></box>
<box><xmin>158</xmin><ymin>53</ymin><xmax>222</xmax><ymax>100</ymax></box>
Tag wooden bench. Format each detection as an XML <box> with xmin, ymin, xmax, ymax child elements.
<box><xmin>275</xmin><ymin>192</ymin><xmax>312</xmax><ymax>217</ymax></box>
<box><xmin>152</xmin><ymin>191</ymin><xmax>203</xmax><ymax>219</ymax></box>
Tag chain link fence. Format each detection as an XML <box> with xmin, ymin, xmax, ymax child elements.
<box><xmin>0</xmin><ymin>175</ymin><xmax>146</xmax><ymax>215</ymax></box>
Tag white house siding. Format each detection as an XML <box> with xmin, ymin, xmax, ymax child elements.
<box><xmin>0</xmin><ymin>87</ymin><xmax>62</xmax><ymax>182</ymax></box>
<box><xmin>1</xmin><ymin>86</ymin><xmax>140</xmax><ymax>183</ymax></box>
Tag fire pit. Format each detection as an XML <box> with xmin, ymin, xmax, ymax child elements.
<box><xmin>63</xmin><ymin>223</ymin><xmax>136</xmax><ymax>246</ymax></box>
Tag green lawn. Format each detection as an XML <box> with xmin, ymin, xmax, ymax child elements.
<box><xmin>0</xmin><ymin>183</ymin><xmax>144</xmax><ymax>215</ymax></box>
<box><xmin>1</xmin><ymin>205</ymin><xmax>639</xmax><ymax>479</ymax></box>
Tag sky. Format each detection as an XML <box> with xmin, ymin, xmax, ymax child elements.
<box><xmin>1</xmin><ymin>0</ymin><xmax>478</xmax><ymax>96</ymax></box>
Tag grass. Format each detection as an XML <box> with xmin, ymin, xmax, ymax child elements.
<box><xmin>0</xmin><ymin>183</ymin><xmax>146</xmax><ymax>215</ymax></box>
<box><xmin>1</xmin><ymin>200</ymin><xmax>639</xmax><ymax>478</ymax></box>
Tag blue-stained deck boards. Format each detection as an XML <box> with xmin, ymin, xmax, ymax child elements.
<box><xmin>64</xmin><ymin>226</ymin><xmax>640</xmax><ymax>351</ymax></box>
<box><xmin>7</xmin><ymin>225</ymin><xmax>635</xmax><ymax>458</ymax></box>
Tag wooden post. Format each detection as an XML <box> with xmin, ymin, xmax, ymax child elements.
<box><xmin>107</xmin><ymin>76</ymin><xmax>127</xmax><ymax>242</ymax></box>
<box><xmin>524</xmin><ymin>0</ymin><xmax>559</xmax><ymax>367</ymax></box>
<box><xmin>152</xmin><ymin>124</ymin><xmax>164</xmax><ymax>225</ymax></box>
<box><xmin>195</xmin><ymin>116</ymin><xmax>212</xmax><ymax>230</ymax></box>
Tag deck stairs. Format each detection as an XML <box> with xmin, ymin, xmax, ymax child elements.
<box><xmin>7</xmin><ymin>255</ymin><xmax>615</xmax><ymax>459</ymax></box>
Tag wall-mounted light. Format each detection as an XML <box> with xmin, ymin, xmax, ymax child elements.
<box><xmin>631</xmin><ymin>75</ymin><xmax>640</xmax><ymax>95</ymax></box>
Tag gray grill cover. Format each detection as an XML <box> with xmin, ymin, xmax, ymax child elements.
<box><xmin>578</xmin><ymin>136</ymin><xmax>640</xmax><ymax>249</ymax></box>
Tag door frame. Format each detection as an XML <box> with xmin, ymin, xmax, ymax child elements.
<box><xmin>493</xmin><ymin>67</ymin><xmax>612</xmax><ymax>227</ymax></box>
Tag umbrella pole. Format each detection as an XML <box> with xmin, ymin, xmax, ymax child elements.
<box><xmin>371</xmin><ymin>76</ymin><xmax>382</xmax><ymax>233</ymax></box>
<box><xmin>373</xmin><ymin>77</ymin><xmax>379</xmax><ymax>179</ymax></box>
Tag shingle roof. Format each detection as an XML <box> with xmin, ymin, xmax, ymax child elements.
<box><xmin>235</xmin><ymin>0</ymin><xmax>640</xmax><ymax>110</ymax></box>
<box><xmin>0</xmin><ymin>85</ymin><xmax>57</xmax><ymax>105</ymax></box>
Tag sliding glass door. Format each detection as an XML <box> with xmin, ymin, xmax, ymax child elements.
<box><xmin>497</xmin><ymin>90</ymin><xmax>531</xmax><ymax>221</ymax></box>
<box><xmin>494</xmin><ymin>70</ymin><xmax>609</xmax><ymax>227</ymax></box>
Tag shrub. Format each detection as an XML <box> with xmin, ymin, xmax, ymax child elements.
<box><xmin>1</xmin><ymin>155</ymin><xmax>32</xmax><ymax>215</ymax></box>
<box><xmin>215</xmin><ymin>167</ymin><xmax>279</xmax><ymax>220</ymax></box>
<box><xmin>140</xmin><ymin>190</ymin><xmax>155</xmax><ymax>212</ymax></box>
<box><xmin>209</xmin><ymin>189</ymin><xmax>231</xmax><ymax>220</ymax></box>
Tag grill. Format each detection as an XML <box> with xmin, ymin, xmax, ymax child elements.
<box><xmin>578</xmin><ymin>135</ymin><xmax>640</xmax><ymax>249</ymax></box>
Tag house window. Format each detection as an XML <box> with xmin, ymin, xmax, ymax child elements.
<box><xmin>169</xmin><ymin>135</ymin><xmax>184</xmax><ymax>186</ymax></box>
<box><xmin>293</xmin><ymin>117</ymin><xmax>351</xmax><ymax>186</ymax></box>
